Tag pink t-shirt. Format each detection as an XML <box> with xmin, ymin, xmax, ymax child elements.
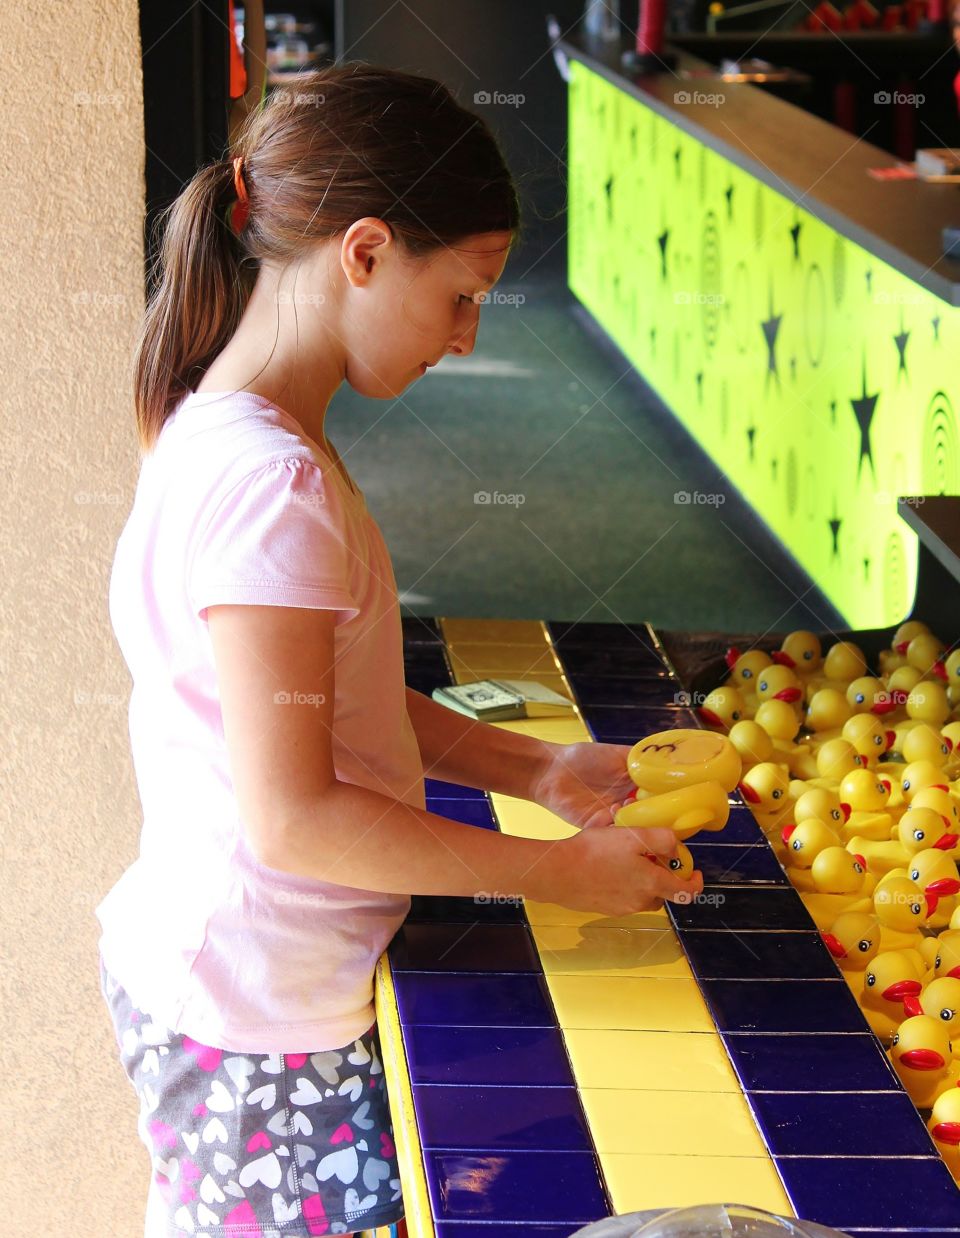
<box><xmin>95</xmin><ymin>389</ymin><xmax>424</xmax><ymax>1053</ymax></box>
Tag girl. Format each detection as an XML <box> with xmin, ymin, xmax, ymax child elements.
<box><xmin>96</xmin><ymin>62</ymin><xmax>702</xmax><ymax>1238</ymax></box>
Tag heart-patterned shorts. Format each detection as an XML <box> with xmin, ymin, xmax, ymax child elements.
<box><xmin>99</xmin><ymin>953</ymin><xmax>405</xmax><ymax>1236</ymax></box>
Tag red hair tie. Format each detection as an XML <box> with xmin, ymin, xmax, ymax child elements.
<box><xmin>230</xmin><ymin>155</ymin><xmax>250</xmax><ymax>234</ymax></box>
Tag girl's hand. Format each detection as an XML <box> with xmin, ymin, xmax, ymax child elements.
<box><xmin>530</xmin><ymin>741</ymin><xmax>639</xmax><ymax>831</ymax></box>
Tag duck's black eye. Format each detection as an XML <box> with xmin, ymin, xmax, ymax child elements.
<box><xmin>791</xmin><ymin>839</ymin><xmax>802</xmax><ymax>851</ymax></box>
<box><xmin>803</xmin><ymin>650</ymin><xmax>813</xmax><ymax>661</ymax></box>
<box><xmin>910</xmin><ymin>869</ymin><xmax>920</xmax><ymax>881</ymax></box>
<box><xmin>904</xmin><ymin>780</ymin><xmax>912</xmax><ymax>791</ymax></box>
<box><xmin>874</xmin><ymin>736</ymin><xmax>883</xmax><ymax>746</ymax></box>
<box><xmin>732</xmin><ymin>711</ymin><xmax>741</xmax><ymax>721</ymax></box>
<box><xmin>941</xmin><ymin>1008</ymin><xmax>955</xmax><ymax>1021</ymax></box>
<box><xmin>669</xmin><ymin>857</ymin><xmax>681</xmax><ymax>870</ymax></box>
<box><xmin>759</xmin><ymin>679</ymin><xmax>768</xmax><ymax>692</ymax></box>
<box><xmin>911</xmin><ymin>902</ymin><xmax>922</xmax><ymax>914</ymax></box>
<box><xmin>914</xmin><ymin>830</ymin><xmax>925</xmax><ymax>841</ymax></box>
<box><xmin>854</xmin><ymin>861</ymin><xmax>864</xmax><ymax>874</ymax></box>
<box><xmin>866</xmin><ymin>973</ymin><xmax>876</xmax><ymax>986</ymax></box>
<box><xmin>773</xmin><ymin>789</ymin><xmax>782</xmax><ymax>800</ymax></box>
<box><xmin>855</xmin><ymin>693</ymin><xmax>865</xmax><ymax>704</ymax></box>
<box><xmin>742</xmin><ymin>668</ymin><xmax>753</xmax><ymax>680</ymax></box>
<box><xmin>936</xmin><ymin>956</ymin><xmax>943</xmax><ymax>970</ymax></box>
<box><xmin>858</xmin><ymin>939</ymin><xmax>871</xmax><ymax>952</ymax></box>
<box><xmin>892</xmin><ymin>1032</ymin><xmax>900</xmax><ymax>1045</ymax></box>
<box><xmin>831</xmin><ymin>809</ymin><xmax>841</xmax><ymax>821</ymax></box>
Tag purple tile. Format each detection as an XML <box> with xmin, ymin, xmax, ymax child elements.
<box><xmin>667</xmin><ymin>885</ymin><xmax>815</xmax><ymax>930</ymax></box>
<box><xmin>685</xmin><ymin>842</ymin><xmax>788</xmax><ymax>884</ymax></box>
<box><xmin>750</xmin><ymin>1090</ymin><xmax>938</xmax><ymax>1157</ymax></box>
<box><xmin>393</xmin><ymin>972</ymin><xmax>555</xmax><ymax>1026</ymax></box>
<box><xmin>427</xmin><ymin>798</ymin><xmax>497</xmax><ymax>829</ymax></box>
<box><xmin>426</xmin><ymin>1150</ymin><xmax>607</xmax><ymax>1222</ymax></box>
<box><xmin>843</xmin><ymin>1232</ymin><xmax>960</xmax><ymax>1237</ymax></box>
<box><xmin>389</xmin><ymin>923</ymin><xmax>540</xmax><ymax>972</ymax></box>
<box><xmin>406</xmin><ymin>1025</ymin><xmax>575</xmax><ymax>1086</ymax></box>
<box><xmin>723</xmin><ymin>1032</ymin><xmax>900</xmax><ymax>1092</ymax></box>
<box><xmin>703</xmin><ymin>979</ymin><xmax>869</xmax><ymax>1033</ymax></box>
<box><xmin>407</xmin><ymin>671</ymin><xmax>455</xmax><ymax>695</ymax></box>
<box><xmin>774</xmin><ymin>1155</ymin><xmax>960</xmax><ymax>1229</ymax></box>
<box><xmin>568</xmin><ymin>673</ymin><xmax>678</xmax><ymax>707</ymax></box>
<box><xmin>678</xmin><ymin>930</ymin><xmax>838</xmax><ymax>980</ymax></box>
<box><xmin>401</xmin><ymin>615</ymin><xmax>443</xmax><ymax>643</ymax></box>
<box><xmin>585</xmin><ymin>708</ymin><xmax>700</xmax><ymax>742</ymax></box>
<box><xmin>554</xmin><ymin>647</ymin><xmax>667</xmax><ymax>677</ymax></box>
<box><xmin>435</xmin><ymin>1226</ymin><xmax>587</xmax><ymax>1237</ymax></box>
<box><xmin>406</xmin><ymin>895</ymin><xmax>526</xmax><ymax>924</ymax></box>
<box><xmin>414</xmin><ymin>1085</ymin><xmax>592</xmax><ymax>1151</ymax></box>
<box><xmin>423</xmin><ymin>778</ymin><xmax>489</xmax><ymax>801</ymax></box>
<box><xmin>547</xmin><ymin>620</ymin><xmax>661</xmax><ymax>654</ymax></box>
<box><xmin>709</xmin><ymin>807</ymin><xmax>764</xmax><ymax>844</ymax></box>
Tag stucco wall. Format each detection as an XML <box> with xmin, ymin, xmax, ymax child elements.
<box><xmin>1</xmin><ymin>3</ymin><xmax>149</xmax><ymax>1233</ymax></box>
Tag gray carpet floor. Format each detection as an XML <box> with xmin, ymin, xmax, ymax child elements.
<box><xmin>325</xmin><ymin>255</ymin><xmax>844</xmax><ymax>636</ymax></box>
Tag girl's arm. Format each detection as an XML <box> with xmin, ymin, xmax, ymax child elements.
<box><xmin>404</xmin><ymin>685</ymin><xmax>559</xmax><ymax>799</ymax></box>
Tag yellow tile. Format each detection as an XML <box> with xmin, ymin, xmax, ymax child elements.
<box><xmin>493</xmin><ymin>719</ymin><xmax>592</xmax><ymax>743</ymax></box>
<box><xmin>581</xmin><ymin>1088</ymin><xmax>767</xmax><ymax>1157</ymax></box>
<box><xmin>563</xmin><ymin>1029</ymin><xmax>741</xmax><ymax>1092</ymax></box>
<box><xmin>523</xmin><ymin>899</ymin><xmax>670</xmax><ymax>929</ymax></box>
<box><xmin>532</xmin><ymin>925</ymin><xmax>693</xmax><ymax>979</ymax></box>
<box><xmin>489</xmin><ymin>800</ymin><xmax>572</xmax><ymax>830</ymax></box>
<box><xmin>546</xmin><ymin>975</ymin><xmax>714</xmax><ymax>1031</ymax></box>
<box><xmin>496</xmin><ymin>816</ymin><xmax>576</xmax><ymax>842</ymax></box>
<box><xmin>601</xmin><ymin>1153</ymin><xmax>793</xmax><ymax>1215</ymax></box>
<box><xmin>449</xmin><ymin>644</ymin><xmax>560</xmax><ymax>672</ymax></box>
<box><xmin>440</xmin><ymin>618</ymin><xmax>547</xmax><ymax>645</ymax></box>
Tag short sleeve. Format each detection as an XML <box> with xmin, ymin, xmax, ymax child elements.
<box><xmin>187</xmin><ymin>456</ymin><xmax>360</xmax><ymax>624</ymax></box>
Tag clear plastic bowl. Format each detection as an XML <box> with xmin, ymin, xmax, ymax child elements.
<box><xmin>569</xmin><ymin>1202</ymin><xmax>854</xmax><ymax>1238</ymax></box>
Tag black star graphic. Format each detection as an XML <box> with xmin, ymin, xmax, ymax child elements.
<box><xmin>650</xmin><ymin>325</ymin><xmax>657</xmax><ymax>355</ymax></box>
<box><xmin>790</xmin><ymin>221</ymin><xmax>802</xmax><ymax>261</ymax></box>
<box><xmin>894</xmin><ymin>319</ymin><xmax>910</xmax><ymax>379</ymax></box>
<box><xmin>725</xmin><ymin>184</ymin><xmax>734</xmax><ymax>220</ymax></box>
<box><xmin>863</xmin><ymin>557</ymin><xmax>871</xmax><ymax>581</ymax></box>
<box><xmin>604</xmin><ymin>175</ymin><xmax>614</xmax><ymax>223</ymax></box>
<box><xmin>933</xmin><ymin>314</ymin><xmax>941</xmax><ymax>343</ymax></box>
<box><xmin>789</xmin><ymin>355</ymin><xmax>797</xmax><ymax>382</ymax></box>
<box><xmin>630</xmin><ymin>126</ymin><xmax>637</xmax><ymax>156</ymax></box>
<box><xmin>865</xmin><ymin>269</ymin><xmax>873</xmax><ymax>294</ymax></box>
<box><xmin>830</xmin><ymin>398</ymin><xmax>837</xmax><ymax>425</ymax></box>
<box><xmin>772</xmin><ymin>457</ymin><xmax>779</xmax><ymax>482</ymax></box>
<box><xmin>747</xmin><ymin>423</ymin><xmax>757</xmax><ymax>462</ymax></box>
<box><xmin>696</xmin><ymin>371</ymin><xmax>704</xmax><ymax>403</ymax></box>
<box><xmin>828</xmin><ymin>508</ymin><xmax>842</xmax><ymax>558</ymax></box>
<box><xmin>761</xmin><ymin>285</ymin><xmax>782</xmax><ymax>388</ymax></box>
<box><xmin>850</xmin><ymin>354</ymin><xmax>879</xmax><ymax>482</ymax></box>
<box><xmin>674</xmin><ymin>146</ymin><xmax>682</xmax><ymax>178</ymax></box>
<box><xmin>657</xmin><ymin>229</ymin><xmax>669</xmax><ymax>280</ymax></box>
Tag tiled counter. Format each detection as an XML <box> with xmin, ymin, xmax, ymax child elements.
<box><xmin>374</xmin><ymin>617</ymin><xmax>959</xmax><ymax>1237</ymax></box>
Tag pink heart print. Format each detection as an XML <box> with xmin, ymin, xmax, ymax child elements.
<box><xmin>224</xmin><ymin>1200</ymin><xmax>263</xmax><ymax>1235</ymax></box>
<box><xmin>380</xmin><ymin>1132</ymin><xmax>395</xmax><ymax>1159</ymax></box>
<box><xmin>182</xmin><ymin>1036</ymin><xmax>223</xmax><ymax>1072</ymax></box>
<box><xmin>246</xmin><ymin>1131</ymin><xmax>272</xmax><ymax>1153</ymax></box>
<box><xmin>302</xmin><ymin>1194</ymin><xmax>328</xmax><ymax>1236</ymax></box>
<box><xmin>192</xmin><ymin>1102</ymin><xmax>208</xmax><ymax>1117</ymax></box>
<box><xmin>285</xmin><ymin>1053</ymin><xmax>308</xmax><ymax>1068</ymax></box>
<box><xmin>330</xmin><ymin>1123</ymin><xmax>354</xmax><ymax>1145</ymax></box>
<box><xmin>148</xmin><ymin>1119</ymin><xmax>178</xmax><ymax>1150</ymax></box>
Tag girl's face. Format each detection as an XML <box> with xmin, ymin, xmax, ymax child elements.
<box><xmin>337</xmin><ymin>222</ymin><xmax>514</xmax><ymax>398</ymax></box>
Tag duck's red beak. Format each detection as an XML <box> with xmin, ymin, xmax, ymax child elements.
<box><xmin>821</xmin><ymin>932</ymin><xmax>846</xmax><ymax>959</ymax></box>
<box><xmin>852</xmin><ymin>853</ymin><xmax>867</xmax><ymax>869</ymax></box>
<box><xmin>781</xmin><ymin>823</ymin><xmax>796</xmax><ymax>843</ymax></box>
<box><xmin>935</xmin><ymin>834</ymin><xmax>959</xmax><ymax>850</ymax></box>
<box><xmin>933</xmin><ymin>1121</ymin><xmax>960</xmax><ymax>1145</ymax></box>
<box><xmin>895</xmin><ymin>640</ymin><xmax>910</xmax><ymax>654</ymax></box>
<box><xmin>774</xmin><ymin>687</ymin><xmax>802</xmax><ymax>703</ymax></box>
<box><xmin>947</xmin><ymin>965</ymin><xmax>960</xmax><ymax>980</ymax></box>
<box><xmin>871</xmin><ymin>697</ymin><xmax>897</xmax><ymax>715</ymax></box>
<box><xmin>945</xmin><ymin>737</ymin><xmax>955</xmax><ymax>753</ymax></box>
<box><xmin>883</xmin><ymin>979</ymin><xmax>923</xmax><ymax>1001</ymax></box>
<box><xmin>933</xmin><ymin>659</ymin><xmax>948</xmax><ymax>681</ymax></box>
<box><xmin>898</xmin><ymin>1047</ymin><xmax>945</xmax><ymax>1071</ymax></box>
<box><xmin>880</xmin><ymin>779</ymin><xmax>892</xmax><ymax>793</ymax></box>
<box><xmin>840</xmin><ymin>802</ymin><xmax>852</xmax><ymax>821</ymax></box>
<box><xmin>725</xmin><ymin>647</ymin><xmax>742</xmax><ymax>670</ymax></box>
<box><xmin>771</xmin><ymin>650</ymin><xmax>796</xmax><ymax>667</ymax></box>
<box><xmin>739</xmin><ymin>781</ymin><xmax>761</xmax><ymax>804</ymax></box>
<box><xmin>623</xmin><ymin>790</ymin><xmax>638</xmax><ymax>804</ymax></box>
<box><xmin>698</xmin><ymin>707</ymin><xmax>724</xmax><ymax>727</ymax></box>
<box><xmin>885</xmin><ymin>730</ymin><xmax>897</xmax><ymax>751</ymax></box>
<box><xmin>902</xmin><ymin>994</ymin><xmax>924</xmax><ymax>1018</ymax></box>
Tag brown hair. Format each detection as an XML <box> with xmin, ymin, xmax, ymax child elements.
<box><xmin>133</xmin><ymin>63</ymin><xmax>523</xmax><ymax>453</ymax></box>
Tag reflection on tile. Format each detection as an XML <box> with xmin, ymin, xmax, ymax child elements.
<box><xmin>704</xmin><ymin>980</ymin><xmax>868</xmax><ymax>1033</ymax></box>
<box><xmin>547</xmin><ymin>620</ymin><xmax>661</xmax><ymax>651</ymax></box>
<box><xmin>532</xmin><ymin>925</ymin><xmax>692</xmax><ymax>979</ymax></box>
<box><xmin>564</xmin><ymin>1028</ymin><xmax>741</xmax><ymax>1092</ymax></box>
<box><xmin>774</xmin><ymin>1155</ymin><xmax>960</xmax><ymax>1229</ymax></box>
<box><xmin>546</xmin><ymin>975</ymin><xmax>714</xmax><ymax>1031</ymax></box>
<box><xmin>426</xmin><ymin>798</ymin><xmax>497</xmax><ymax>828</ymax></box>
<box><xmin>668</xmin><ymin>886</ymin><xmax>815</xmax><ymax>931</ymax></box>
<box><xmin>722</xmin><ymin>1032</ymin><xmax>900</xmax><ymax>1092</ymax></box>
<box><xmin>568</xmin><ymin>673</ymin><xmax>679</xmax><ymax>708</ymax></box>
<box><xmin>748</xmin><ymin>1090</ymin><xmax>937</xmax><ymax>1157</ymax></box>
<box><xmin>580</xmin><ymin>1087</ymin><xmax>767</xmax><ymax>1156</ymax></box>
<box><xmin>686</xmin><ymin>842</ymin><xmax>788</xmax><ymax>885</ymax></box>
<box><xmin>406</xmin><ymin>1024</ymin><xmax>574</xmax><ymax>1086</ymax></box>
<box><xmin>424</xmin><ymin>778</ymin><xmax>489</xmax><ymax>801</ymax></box>
<box><xmin>393</xmin><ymin>972</ymin><xmax>554</xmax><ymax>1026</ymax></box>
<box><xmin>583</xmin><ymin>706</ymin><xmax>698</xmax><ymax>740</ymax></box>
<box><xmin>442</xmin><ymin>618</ymin><xmax>548</xmax><ymax>646</ymax></box>
<box><xmin>400</xmin><ymin>615</ymin><xmax>442</xmax><ymax>643</ymax></box>
<box><xmin>426</xmin><ymin>1150</ymin><xmax>607</xmax><ymax>1222</ymax></box>
<box><xmin>414</xmin><ymin>1084</ymin><xmax>592</xmax><ymax>1151</ymax></box>
<box><xmin>701</xmin><ymin>807</ymin><xmax>764</xmax><ymax>844</ymax></box>
<box><xmin>389</xmin><ymin>923</ymin><xmax>540</xmax><ymax>972</ymax></box>
<box><xmin>678</xmin><ymin>930</ymin><xmax>839</xmax><ymax>980</ymax></box>
<box><xmin>602</xmin><ymin>1152</ymin><xmax>792</xmax><ymax>1215</ymax></box>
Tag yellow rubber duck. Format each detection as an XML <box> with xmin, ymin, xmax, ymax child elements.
<box><xmin>839</xmin><ymin>713</ymin><xmax>896</xmax><ymax>768</ymax></box>
<box><xmin>906</xmin><ymin>850</ymin><xmax>960</xmax><ymax>929</ymax></box>
<box><xmin>615</xmin><ymin>729</ymin><xmax>742</xmax><ymax>839</ymax></box>
<box><xmin>904</xmin><ymin>976</ymin><xmax>960</xmax><ymax>1045</ymax></box>
<box><xmin>927</xmin><ymin>1088</ymin><xmax>960</xmax><ymax>1183</ymax></box>
<box><xmin>798</xmin><ymin>846</ymin><xmax>876</xmax><ymax>930</ymax></box>
<box><xmin>782</xmin><ymin>819</ymin><xmax>844</xmax><ymax>884</ymax></box>
<box><xmin>773</xmin><ymin>629</ymin><xmax>823</xmax><ymax>678</ymax></box>
<box><xmin>906</xmin><ymin>632</ymin><xmax>947</xmax><ymax>678</ymax></box>
<box><xmin>837</xmin><ymin>768</ymin><xmax>894</xmax><ymax>843</ymax></box>
<box><xmin>846</xmin><ymin>675</ymin><xmax>897</xmax><ymax>717</ymax></box>
<box><xmin>727</xmin><ymin>719</ymin><xmax>774</xmax><ymax>770</ymax></box>
<box><xmin>738</xmin><ymin>760</ymin><xmax>792</xmax><ymax>831</ymax></box>
<box><xmin>902</xmin><ymin>678</ymin><xmax>952</xmax><ymax>731</ymax></box>
<box><xmin>697</xmin><ymin>684</ymin><xmax>747</xmax><ymax>731</ymax></box>
<box><xmin>929</xmin><ymin>928</ymin><xmax>960</xmax><ymax>983</ymax></box>
<box><xmin>886</xmin><ymin>663</ymin><xmax>924</xmax><ymax>704</ymax></box>
<box><xmin>754</xmin><ymin>664</ymin><xmax>804</xmax><ymax>709</ymax></box>
<box><xmin>942</xmin><ymin>650</ymin><xmax>960</xmax><ymax>710</ymax></box>
<box><xmin>901</xmin><ymin>723</ymin><xmax>955</xmax><ymax>770</ymax></box>
<box><xmin>858</xmin><ymin>948</ymin><xmax>926</xmax><ymax>1042</ymax></box>
<box><xmin>754</xmin><ymin>700</ymin><xmax>819</xmax><ymax>779</ymax></box>
<box><xmin>814</xmin><ymin>738</ymin><xmax>864</xmax><ymax>782</ymax></box>
<box><xmin>820</xmin><ymin>910</ymin><xmax>881</xmax><ymax>978</ymax></box>
<box><xmin>847</xmin><ymin>805</ymin><xmax>958</xmax><ymax>878</ymax></box>
<box><xmin>804</xmin><ymin>687</ymin><xmax>853</xmax><ymax>735</ymax></box>
<box><xmin>724</xmin><ymin>648</ymin><xmax>773</xmax><ymax>710</ymax></box>
<box><xmin>872</xmin><ymin>870</ymin><xmax>934</xmax><ymax>950</ymax></box>
<box><xmin>889</xmin><ymin>1014</ymin><xmax>960</xmax><ymax>1107</ymax></box>
<box><xmin>824</xmin><ymin>640</ymin><xmax>869</xmax><ymax>684</ymax></box>
<box><xmin>911</xmin><ymin>786</ymin><xmax>960</xmax><ymax>840</ymax></box>
<box><xmin>792</xmin><ymin>786</ymin><xmax>849</xmax><ymax>831</ymax></box>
